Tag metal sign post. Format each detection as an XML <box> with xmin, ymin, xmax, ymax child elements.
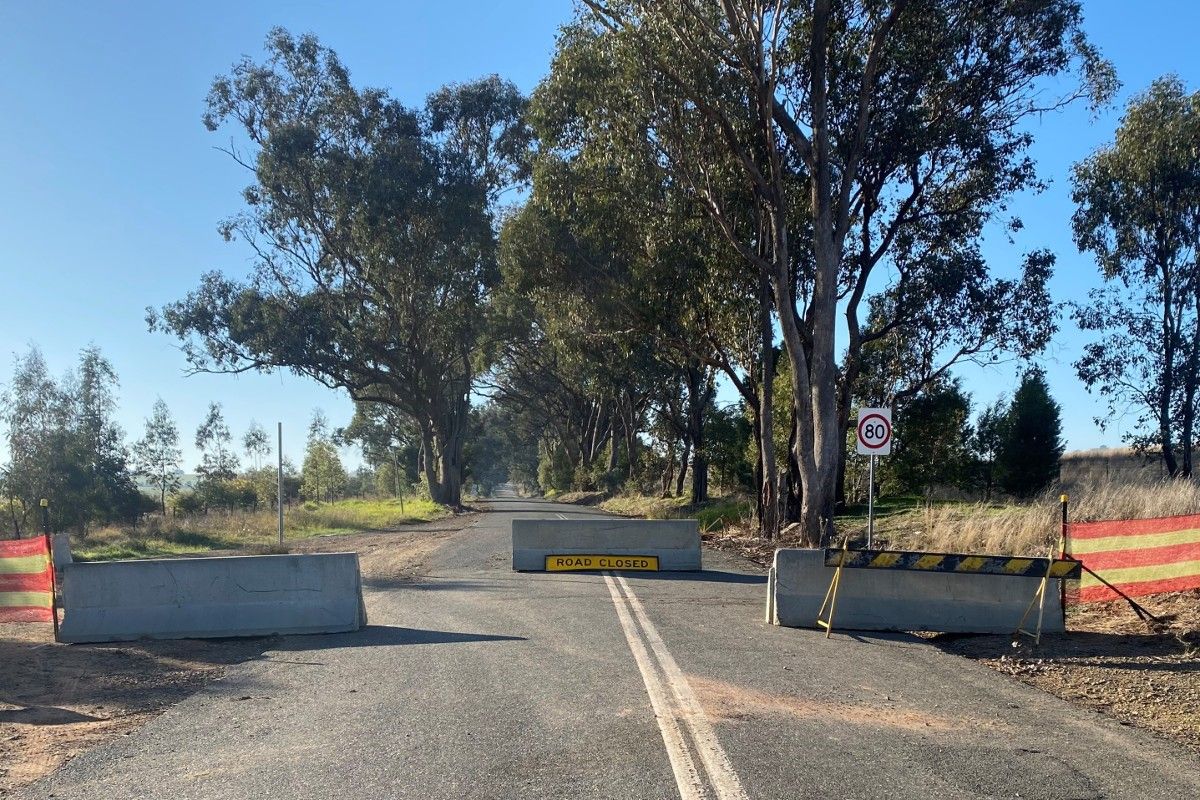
<box><xmin>856</xmin><ymin>408</ymin><xmax>893</xmax><ymax>550</ymax></box>
<box><xmin>867</xmin><ymin>455</ymin><xmax>876</xmax><ymax>548</ymax></box>
<box><xmin>277</xmin><ymin>422</ymin><xmax>284</xmax><ymax>547</ymax></box>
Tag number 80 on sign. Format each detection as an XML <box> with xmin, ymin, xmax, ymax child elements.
<box><xmin>856</xmin><ymin>408</ymin><xmax>892</xmax><ymax>455</ymax></box>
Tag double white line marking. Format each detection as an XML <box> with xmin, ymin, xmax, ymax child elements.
<box><xmin>603</xmin><ymin>573</ymin><xmax>748</xmax><ymax>800</ymax></box>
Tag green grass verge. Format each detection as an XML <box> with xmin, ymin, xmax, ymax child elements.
<box><xmin>74</xmin><ymin>497</ymin><xmax>451</xmax><ymax>561</ymax></box>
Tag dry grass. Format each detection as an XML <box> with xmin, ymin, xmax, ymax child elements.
<box><xmin>74</xmin><ymin>497</ymin><xmax>450</xmax><ymax>561</ymax></box>
<box><xmin>870</xmin><ymin>479</ymin><xmax>1200</xmax><ymax>556</ymax></box>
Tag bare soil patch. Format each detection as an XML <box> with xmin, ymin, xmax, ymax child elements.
<box><xmin>0</xmin><ymin>625</ymin><xmax>270</xmax><ymax>795</ymax></box>
<box><xmin>0</xmin><ymin>512</ymin><xmax>476</xmax><ymax>795</ymax></box>
<box><xmin>286</xmin><ymin>513</ymin><xmax>477</xmax><ymax>582</ymax></box>
<box><xmin>689</xmin><ymin>675</ymin><xmax>966</xmax><ymax>732</ymax></box>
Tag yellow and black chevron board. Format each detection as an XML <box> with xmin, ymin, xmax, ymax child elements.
<box><xmin>823</xmin><ymin>548</ymin><xmax>1081</xmax><ymax>579</ymax></box>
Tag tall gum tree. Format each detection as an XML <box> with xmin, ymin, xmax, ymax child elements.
<box><xmin>524</xmin><ymin>32</ymin><xmax>778</xmax><ymax>525</ymax></box>
<box><xmin>1072</xmin><ymin>76</ymin><xmax>1200</xmax><ymax>478</ymax></box>
<box><xmin>149</xmin><ymin>30</ymin><xmax>527</xmax><ymax>507</ymax></box>
<box><xmin>572</xmin><ymin>1</ymin><xmax>1113</xmax><ymax>542</ymax></box>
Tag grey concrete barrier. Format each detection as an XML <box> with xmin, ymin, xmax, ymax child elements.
<box><xmin>51</xmin><ymin>533</ymin><xmax>72</xmax><ymax>572</ymax></box>
<box><xmin>772</xmin><ymin>548</ymin><xmax>1064</xmax><ymax>634</ymax></box>
<box><xmin>58</xmin><ymin>552</ymin><xmax>366</xmax><ymax>643</ymax></box>
<box><xmin>512</xmin><ymin>518</ymin><xmax>701</xmax><ymax>571</ymax></box>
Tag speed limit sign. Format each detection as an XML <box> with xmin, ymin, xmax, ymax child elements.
<box><xmin>856</xmin><ymin>408</ymin><xmax>892</xmax><ymax>455</ymax></box>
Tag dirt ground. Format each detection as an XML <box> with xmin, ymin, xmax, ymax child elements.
<box><xmin>0</xmin><ymin>515</ymin><xmax>474</xmax><ymax>796</ymax></box>
<box><xmin>703</xmin><ymin>529</ymin><xmax>1200</xmax><ymax>755</ymax></box>
<box><xmin>0</xmin><ymin>625</ymin><xmax>272</xmax><ymax>795</ymax></box>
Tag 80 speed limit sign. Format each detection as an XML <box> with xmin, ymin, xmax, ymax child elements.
<box><xmin>856</xmin><ymin>408</ymin><xmax>892</xmax><ymax>455</ymax></box>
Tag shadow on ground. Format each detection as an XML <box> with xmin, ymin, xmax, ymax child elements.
<box><xmin>626</xmin><ymin>569</ymin><xmax>767</xmax><ymax>585</ymax></box>
<box><xmin>276</xmin><ymin>624</ymin><xmax>525</xmax><ymax>650</ymax></box>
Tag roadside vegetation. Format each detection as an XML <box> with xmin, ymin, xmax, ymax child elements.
<box><xmin>72</xmin><ymin>497</ymin><xmax>449</xmax><ymax>562</ymax></box>
<box><xmin>6</xmin><ymin>17</ymin><xmax>1199</xmax><ymax>555</ymax></box>
<box><xmin>568</xmin><ymin>474</ymin><xmax>1200</xmax><ymax>562</ymax></box>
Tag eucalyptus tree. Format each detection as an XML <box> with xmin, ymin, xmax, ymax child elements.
<box><xmin>242</xmin><ymin>420</ymin><xmax>271</xmax><ymax>471</ymax></box>
<box><xmin>337</xmin><ymin>401</ymin><xmax>421</xmax><ymax>492</ymax></box>
<box><xmin>568</xmin><ymin>1</ymin><xmax>1113</xmax><ymax>543</ymax></box>
<box><xmin>134</xmin><ymin>397</ymin><xmax>183</xmax><ymax>514</ymax></box>
<box><xmin>512</xmin><ymin>59</ymin><xmax>768</xmax><ymax>510</ymax></box>
<box><xmin>1072</xmin><ymin>76</ymin><xmax>1200</xmax><ymax>478</ymax></box>
<box><xmin>1</xmin><ymin>348</ymin><xmax>65</xmax><ymax>535</ymax></box>
<box><xmin>195</xmin><ymin>402</ymin><xmax>239</xmax><ymax>484</ymax></box>
<box><xmin>2</xmin><ymin>346</ymin><xmax>140</xmax><ymax>533</ymax></box>
<box><xmin>150</xmin><ymin>29</ymin><xmax>528</xmax><ymax>507</ymax></box>
<box><xmin>490</xmin><ymin>203</ymin><xmax>665</xmax><ymax>490</ymax></box>
<box><xmin>302</xmin><ymin>409</ymin><xmax>346</xmax><ymax>504</ymax></box>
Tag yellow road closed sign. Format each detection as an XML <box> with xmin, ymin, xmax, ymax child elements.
<box><xmin>545</xmin><ymin>555</ymin><xmax>659</xmax><ymax>572</ymax></box>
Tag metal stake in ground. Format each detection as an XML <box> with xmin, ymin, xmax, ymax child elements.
<box><xmin>277</xmin><ymin>422</ymin><xmax>284</xmax><ymax>547</ymax></box>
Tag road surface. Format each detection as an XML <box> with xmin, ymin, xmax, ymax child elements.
<box><xmin>17</xmin><ymin>497</ymin><xmax>1200</xmax><ymax>799</ymax></box>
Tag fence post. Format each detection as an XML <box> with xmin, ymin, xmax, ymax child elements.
<box><xmin>1059</xmin><ymin>494</ymin><xmax>1069</xmax><ymax>622</ymax></box>
<box><xmin>40</xmin><ymin>499</ymin><xmax>59</xmax><ymax>641</ymax></box>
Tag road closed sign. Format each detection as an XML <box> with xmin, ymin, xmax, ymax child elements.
<box><xmin>856</xmin><ymin>408</ymin><xmax>892</xmax><ymax>455</ymax></box>
<box><xmin>545</xmin><ymin>554</ymin><xmax>660</xmax><ymax>572</ymax></box>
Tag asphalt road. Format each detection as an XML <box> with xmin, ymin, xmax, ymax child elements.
<box><xmin>17</xmin><ymin>497</ymin><xmax>1200</xmax><ymax>799</ymax></box>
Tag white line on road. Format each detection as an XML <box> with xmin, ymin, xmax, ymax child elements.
<box><xmin>603</xmin><ymin>573</ymin><xmax>709</xmax><ymax>800</ymax></box>
<box><xmin>614</xmin><ymin>575</ymin><xmax>749</xmax><ymax>800</ymax></box>
<box><xmin>605</xmin><ymin>573</ymin><xmax>748</xmax><ymax>800</ymax></box>
<box><xmin>555</xmin><ymin>513</ymin><xmax>568</xmax><ymax>519</ymax></box>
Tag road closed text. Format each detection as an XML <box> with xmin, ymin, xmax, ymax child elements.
<box><xmin>544</xmin><ymin>555</ymin><xmax>660</xmax><ymax>572</ymax></box>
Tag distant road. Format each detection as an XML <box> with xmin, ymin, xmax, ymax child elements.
<box><xmin>20</xmin><ymin>498</ymin><xmax>1200</xmax><ymax>799</ymax></box>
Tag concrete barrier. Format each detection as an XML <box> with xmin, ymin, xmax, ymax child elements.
<box><xmin>771</xmin><ymin>548</ymin><xmax>1064</xmax><ymax>634</ymax></box>
<box><xmin>51</xmin><ymin>533</ymin><xmax>72</xmax><ymax>572</ymax></box>
<box><xmin>58</xmin><ymin>553</ymin><xmax>366</xmax><ymax>643</ymax></box>
<box><xmin>512</xmin><ymin>518</ymin><xmax>701</xmax><ymax>571</ymax></box>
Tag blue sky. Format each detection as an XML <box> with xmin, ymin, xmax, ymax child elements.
<box><xmin>0</xmin><ymin>1</ymin><xmax>1197</xmax><ymax>470</ymax></box>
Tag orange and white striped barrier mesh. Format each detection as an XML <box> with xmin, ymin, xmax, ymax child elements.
<box><xmin>0</xmin><ymin>537</ymin><xmax>54</xmax><ymax>623</ymax></box>
<box><xmin>1068</xmin><ymin>513</ymin><xmax>1200</xmax><ymax>602</ymax></box>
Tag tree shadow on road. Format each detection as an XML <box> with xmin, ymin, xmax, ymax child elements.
<box><xmin>273</xmin><ymin>624</ymin><xmax>525</xmax><ymax>650</ymax></box>
<box><xmin>625</xmin><ymin>569</ymin><xmax>767</xmax><ymax>585</ymax></box>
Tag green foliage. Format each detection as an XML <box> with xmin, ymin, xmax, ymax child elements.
<box><xmin>133</xmin><ymin>397</ymin><xmax>182</xmax><ymax>515</ymax></box>
<box><xmin>560</xmin><ymin>0</ymin><xmax>1108</xmax><ymax>541</ymax></box>
<box><xmin>170</xmin><ymin>490</ymin><xmax>205</xmax><ymax>516</ymax></box>
<box><xmin>883</xmin><ymin>381</ymin><xmax>974</xmax><ymax>498</ymax></box>
<box><xmin>301</xmin><ymin>410</ymin><xmax>347</xmax><ymax>503</ymax></box>
<box><xmin>537</xmin><ymin>439</ymin><xmax>574</xmax><ymax>494</ymax></box>
<box><xmin>1072</xmin><ymin>75</ymin><xmax>1200</xmax><ymax>478</ymax></box>
<box><xmin>337</xmin><ymin>401</ymin><xmax>421</xmax><ymax>494</ymax></box>
<box><xmin>151</xmin><ymin>29</ymin><xmax>528</xmax><ymax>508</ymax></box>
<box><xmin>705</xmin><ymin>405</ymin><xmax>753</xmax><ymax>495</ymax></box>
<box><xmin>996</xmin><ymin>368</ymin><xmax>1065</xmax><ymax>498</ymax></box>
<box><xmin>194</xmin><ymin>402</ymin><xmax>238</xmax><ymax>482</ymax></box>
<box><xmin>463</xmin><ymin>403</ymin><xmax>539</xmax><ymax>495</ymax></box>
<box><xmin>970</xmin><ymin>398</ymin><xmax>1008</xmax><ymax>499</ymax></box>
<box><xmin>1</xmin><ymin>345</ymin><xmax>141</xmax><ymax>534</ymax></box>
<box><xmin>242</xmin><ymin>419</ymin><xmax>271</xmax><ymax>471</ymax></box>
